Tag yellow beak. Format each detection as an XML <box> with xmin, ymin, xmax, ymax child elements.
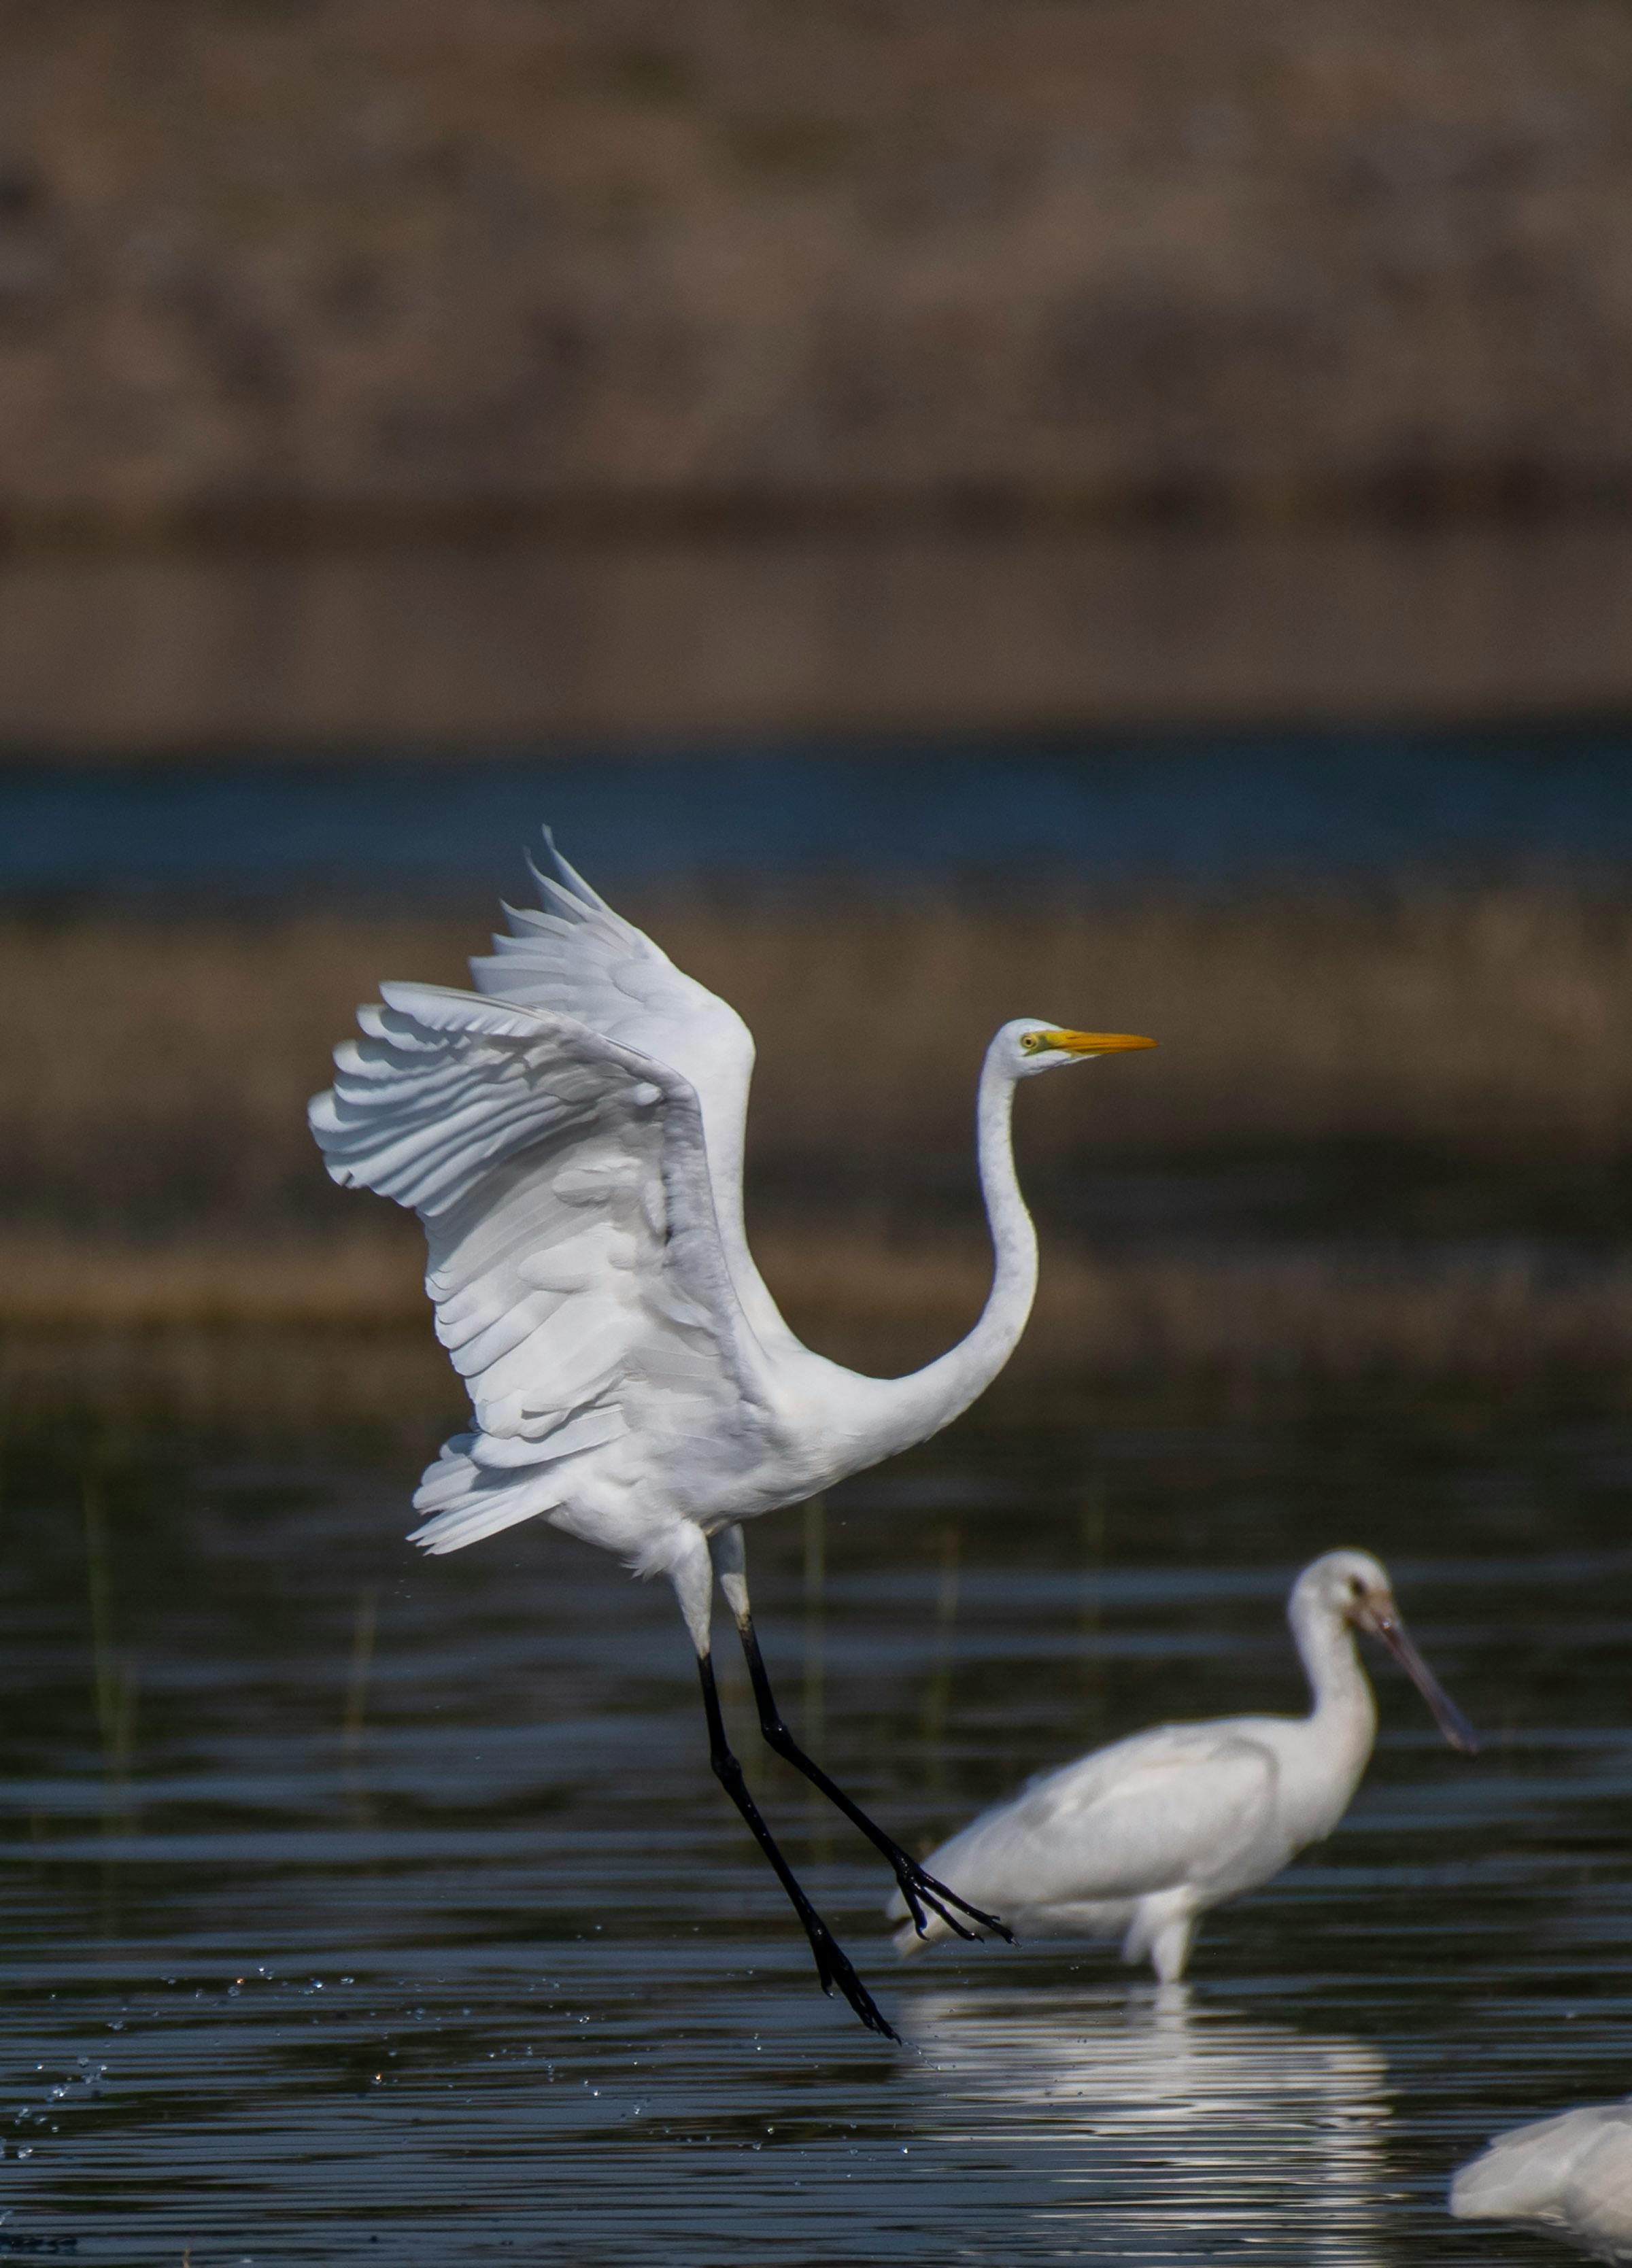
<box><xmin>1040</xmin><ymin>1030</ymin><xmax>1157</xmax><ymax>1055</ymax></box>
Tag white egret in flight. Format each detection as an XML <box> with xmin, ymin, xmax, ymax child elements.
<box><xmin>889</xmin><ymin>1549</ymin><xmax>1478</xmax><ymax>1981</ymax></box>
<box><xmin>309</xmin><ymin>832</ymin><xmax>1154</xmax><ymax>2039</ymax></box>
<box><xmin>1452</xmin><ymin>2099</ymin><xmax>1632</xmax><ymax>2258</ymax></box>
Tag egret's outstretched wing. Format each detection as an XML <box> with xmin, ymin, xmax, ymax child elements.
<box><xmin>469</xmin><ymin>832</ymin><xmax>751</xmax><ymax>1163</ymax></box>
<box><xmin>309</xmin><ymin>982</ymin><xmax>781</xmax><ymax>1556</ymax></box>
<box><xmin>916</xmin><ymin>1725</ymin><xmax>1281</xmax><ymax>1917</ymax></box>
<box><xmin>464</xmin><ymin>831</ymin><xmax>793</xmax><ymax>1350</ymax></box>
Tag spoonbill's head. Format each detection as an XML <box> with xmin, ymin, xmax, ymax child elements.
<box><xmin>1298</xmin><ymin>1549</ymin><xmax>1480</xmax><ymax>1755</ymax></box>
<box><xmin>1000</xmin><ymin>1019</ymin><xmax>1157</xmax><ymax>1080</ymax></box>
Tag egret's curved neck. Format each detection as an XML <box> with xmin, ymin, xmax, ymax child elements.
<box><xmin>883</xmin><ymin>1042</ymin><xmax>1038</xmax><ymax>1440</ymax></box>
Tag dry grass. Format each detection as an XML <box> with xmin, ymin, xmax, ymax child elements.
<box><xmin>700</xmin><ymin>882</ymin><xmax>1632</xmax><ymax>1178</ymax></box>
<box><xmin>0</xmin><ymin>1230</ymin><xmax>423</xmax><ymax>1330</ymax></box>
<box><xmin>4</xmin><ymin>879</ymin><xmax>1631</xmax><ymax>1241</ymax></box>
<box><xmin>758</xmin><ymin>1233</ymin><xmax>1632</xmax><ymax>1386</ymax></box>
<box><xmin>0</xmin><ymin>1320</ymin><xmax>460</xmax><ymax>1447</ymax></box>
<box><xmin>0</xmin><ymin>914</ymin><xmax>473</xmax><ymax>1237</ymax></box>
<box><xmin>3</xmin><ymin>880</ymin><xmax>1629</xmax><ymax>1399</ymax></box>
<box><xmin>3</xmin><ymin>1233</ymin><xmax>1629</xmax><ymax>1435</ymax></box>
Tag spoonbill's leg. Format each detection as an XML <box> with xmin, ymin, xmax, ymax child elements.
<box><xmin>713</xmin><ymin>1524</ymin><xmax>1013</xmax><ymax>1948</ymax></box>
<box><xmin>1150</xmin><ymin>1917</ymin><xmax>1196</xmax><ymax>1986</ymax></box>
<box><xmin>1123</xmin><ymin>1893</ymin><xmax>1195</xmax><ymax>1984</ymax></box>
<box><xmin>671</xmin><ymin>1528</ymin><xmax>898</xmax><ymax>2042</ymax></box>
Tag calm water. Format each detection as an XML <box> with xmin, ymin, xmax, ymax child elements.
<box><xmin>3</xmin><ymin>1403</ymin><xmax>1631</xmax><ymax>2263</ymax></box>
<box><xmin>8</xmin><ymin>738</ymin><xmax>1632</xmax><ymax>902</ymax></box>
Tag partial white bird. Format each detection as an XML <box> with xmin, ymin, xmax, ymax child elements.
<box><xmin>889</xmin><ymin>1549</ymin><xmax>1477</xmax><ymax>1980</ymax></box>
<box><xmin>1452</xmin><ymin>2101</ymin><xmax>1632</xmax><ymax>2262</ymax></box>
<box><xmin>309</xmin><ymin>831</ymin><xmax>1154</xmax><ymax>2039</ymax></box>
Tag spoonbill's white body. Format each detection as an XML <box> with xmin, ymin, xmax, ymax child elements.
<box><xmin>890</xmin><ymin>1549</ymin><xmax>1477</xmax><ymax>1980</ymax></box>
<box><xmin>309</xmin><ymin>831</ymin><xmax>1154</xmax><ymax>2037</ymax></box>
<box><xmin>1452</xmin><ymin>2101</ymin><xmax>1632</xmax><ymax>2261</ymax></box>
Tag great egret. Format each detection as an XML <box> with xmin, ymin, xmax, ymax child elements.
<box><xmin>309</xmin><ymin>832</ymin><xmax>1154</xmax><ymax>2040</ymax></box>
<box><xmin>888</xmin><ymin>1548</ymin><xmax>1478</xmax><ymax>1980</ymax></box>
<box><xmin>1451</xmin><ymin>2099</ymin><xmax>1632</xmax><ymax>2258</ymax></box>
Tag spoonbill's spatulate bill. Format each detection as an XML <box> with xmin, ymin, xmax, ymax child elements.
<box><xmin>1452</xmin><ymin>2100</ymin><xmax>1632</xmax><ymax>2261</ymax></box>
<box><xmin>309</xmin><ymin>831</ymin><xmax>1154</xmax><ymax>2040</ymax></box>
<box><xmin>889</xmin><ymin>1549</ymin><xmax>1478</xmax><ymax>1982</ymax></box>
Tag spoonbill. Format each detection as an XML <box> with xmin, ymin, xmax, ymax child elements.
<box><xmin>889</xmin><ymin>1549</ymin><xmax>1478</xmax><ymax>1980</ymax></box>
<box><xmin>309</xmin><ymin>831</ymin><xmax>1155</xmax><ymax>2039</ymax></box>
<box><xmin>1452</xmin><ymin>2100</ymin><xmax>1632</xmax><ymax>2261</ymax></box>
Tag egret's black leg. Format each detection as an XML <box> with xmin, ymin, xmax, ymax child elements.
<box><xmin>733</xmin><ymin>1612</ymin><xmax>1014</xmax><ymax>1947</ymax></box>
<box><xmin>697</xmin><ymin>1652</ymin><xmax>898</xmax><ymax>2042</ymax></box>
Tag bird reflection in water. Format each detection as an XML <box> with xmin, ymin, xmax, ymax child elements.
<box><xmin>904</xmin><ymin>1986</ymin><xmax>1393</xmax><ymax>2263</ymax></box>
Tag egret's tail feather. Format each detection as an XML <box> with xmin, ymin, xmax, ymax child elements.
<box><xmin>407</xmin><ymin>1439</ymin><xmax>561</xmax><ymax>1555</ymax></box>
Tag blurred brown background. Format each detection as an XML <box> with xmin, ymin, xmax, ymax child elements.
<box><xmin>3</xmin><ymin>0</ymin><xmax>1632</xmax><ymax>742</ymax></box>
<box><xmin>4</xmin><ymin>1</ymin><xmax>1632</xmax><ymax>1428</ymax></box>
<box><xmin>5</xmin><ymin>0</ymin><xmax>1632</xmax><ymax>537</ymax></box>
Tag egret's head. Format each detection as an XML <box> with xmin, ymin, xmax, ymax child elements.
<box><xmin>999</xmin><ymin>1018</ymin><xmax>1157</xmax><ymax>1080</ymax></box>
<box><xmin>1295</xmin><ymin>1548</ymin><xmax>1479</xmax><ymax>1754</ymax></box>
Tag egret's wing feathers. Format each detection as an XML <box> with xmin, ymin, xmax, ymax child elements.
<box><xmin>923</xmin><ymin>1726</ymin><xmax>1280</xmax><ymax>1916</ymax></box>
<box><xmin>468</xmin><ymin>831</ymin><xmax>757</xmax><ymax>1150</ymax></box>
<box><xmin>310</xmin><ymin>982</ymin><xmax>777</xmax><ymax>1555</ymax></box>
<box><xmin>464</xmin><ymin>832</ymin><xmax>796</xmax><ymax>1354</ymax></box>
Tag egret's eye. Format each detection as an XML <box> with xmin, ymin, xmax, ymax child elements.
<box><xmin>1348</xmin><ymin>1576</ymin><xmax>1365</xmax><ymax>1597</ymax></box>
<box><xmin>1019</xmin><ymin>1031</ymin><xmax>1047</xmax><ymax>1054</ymax></box>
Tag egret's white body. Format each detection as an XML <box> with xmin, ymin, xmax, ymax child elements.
<box><xmin>1451</xmin><ymin>2101</ymin><xmax>1632</xmax><ymax>2261</ymax></box>
<box><xmin>309</xmin><ymin>832</ymin><xmax>1153</xmax><ymax>2035</ymax></box>
<box><xmin>891</xmin><ymin>1549</ymin><xmax>1476</xmax><ymax>1980</ymax></box>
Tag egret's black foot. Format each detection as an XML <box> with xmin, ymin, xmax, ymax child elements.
<box><xmin>730</xmin><ymin>1616</ymin><xmax>1012</xmax><ymax>1953</ymax></box>
<box><xmin>892</xmin><ymin>1855</ymin><xmax>1015</xmax><ymax>1945</ymax></box>
<box><xmin>800</xmin><ymin>1912</ymin><xmax>900</xmax><ymax>2042</ymax></box>
<box><xmin>697</xmin><ymin>1651</ymin><xmax>899</xmax><ymax>2044</ymax></box>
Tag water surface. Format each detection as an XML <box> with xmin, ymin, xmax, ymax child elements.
<box><xmin>7</xmin><ymin>737</ymin><xmax>1632</xmax><ymax>903</ymax></box>
<box><xmin>3</xmin><ymin>1405</ymin><xmax>1629</xmax><ymax>2262</ymax></box>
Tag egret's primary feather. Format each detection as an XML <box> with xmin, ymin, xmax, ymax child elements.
<box><xmin>311</xmin><ymin>980</ymin><xmax>781</xmax><ymax>1558</ymax></box>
